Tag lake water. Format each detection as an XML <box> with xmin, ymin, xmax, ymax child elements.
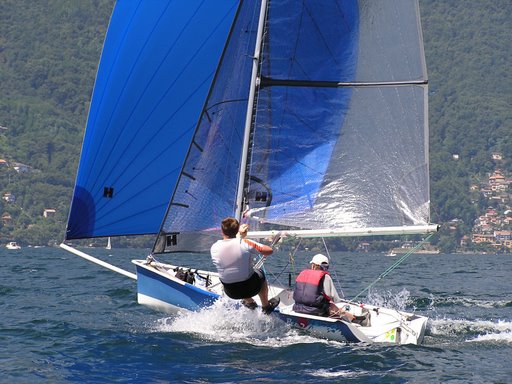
<box><xmin>1</xmin><ymin>247</ymin><xmax>511</xmax><ymax>383</ymax></box>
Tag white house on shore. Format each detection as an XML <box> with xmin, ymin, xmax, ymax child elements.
<box><xmin>43</xmin><ymin>209</ymin><xmax>56</xmax><ymax>218</ymax></box>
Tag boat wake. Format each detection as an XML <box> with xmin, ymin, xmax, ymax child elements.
<box><xmin>427</xmin><ymin>296</ymin><xmax>512</xmax><ymax>309</ymax></box>
<box><xmin>366</xmin><ymin>290</ymin><xmax>511</xmax><ymax>312</ymax></box>
<box><xmin>147</xmin><ymin>292</ymin><xmax>512</xmax><ymax>346</ymax></box>
<box><xmin>351</xmin><ymin>289</ymin><xmax>512</xmax><ymax>345</ymax></box>
<box><xmin>150</xmin><ymin>298</ymin><xmax>332</xmax><ymax>347</ymax></box>
<box><xmin>428</xmin><ymin>318</ymin><xmax>512</xmax><ymax>343</ymax></box>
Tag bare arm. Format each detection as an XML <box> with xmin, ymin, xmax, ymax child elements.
<box><xmin>238</xmin><ymin>224</ymin><xmax>273</xmax><ymax>256</ymax></box>
<box><xmin>242</xmin><ymin>239</ymin><xmax>273</xmax><ymax>256</ymax></box>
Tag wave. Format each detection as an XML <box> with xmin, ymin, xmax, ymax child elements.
<box><xmin>427</xmin><ymin>296</ymin><xmax>512</xmax><ymax>309</ymax></box>
<box><xmin>468</xmin><ymin>331</ymin><xmax>512</xmax><ymax>343</ymax></box>
<box><xmin>0</xmin><ymin>285</ymin><xmax>14</xmax><ymax>295</ymax></box>
<box><xmin>146</xmin><ymin>292</ymin><xmax>512</xmax><ymax>347</ymax></box>
<box><xmin>428</xmin><ymin>318</ymin><xmax>512</xmax><ymax>343</ymax></box>
<box><xmin>303</xmin><ymin>368</ymin><xmax>368</xmax><ymax>379</ymax></box>
<box><xmin>149</xmin><ymin>298</ymin><xmax>335</xmax><ymax>347</ymax></box>
<box><xmin>366</xmin><ymin>290</ymin><xmax>512</xmax><ymax>311</ymax></box>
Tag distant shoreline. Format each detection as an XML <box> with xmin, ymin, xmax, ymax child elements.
<box><xmin>391</xmin><ymin>248</ymin><xmax>440</xmax><ymax>254</ymax></box>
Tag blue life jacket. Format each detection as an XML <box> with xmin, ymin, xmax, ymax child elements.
<box><xmin>293</xmin><ymin>269</ymin><xmax>330</xmax><ymax>316</ymax></box>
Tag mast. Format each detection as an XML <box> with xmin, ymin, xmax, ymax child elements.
<box><xmin>235</xmin><ymin>0</ymin><xmax>269</xmax><ymax>221</ymax></box>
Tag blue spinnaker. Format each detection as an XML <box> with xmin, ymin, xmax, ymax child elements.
<box><xmin>66</xmin><ymin>0</ymin><xmax>240</xmax><ymax>239</ymax></box>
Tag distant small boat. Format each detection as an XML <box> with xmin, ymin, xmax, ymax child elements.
<box><xmin>386</xmin><ymin>250</ymin><xmax>397</xmax><ymax>257</ymax></box>
<box><xmin>106</xmin><ymin>237</ymin><xmax>112</xmax><ymax>250</ymax></box>
<box><xmin>5</xmin><ymin>242</ymin><xmax>21</xmax><ymax>250</ymax></box>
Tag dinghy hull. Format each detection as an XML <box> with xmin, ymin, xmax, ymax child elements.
<box><xmin>279</xmin><ymin>302</ymin><xmax>428</xmax><ymax>345</ymax></box>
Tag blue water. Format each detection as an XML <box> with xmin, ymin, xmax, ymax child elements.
<box><xmin>1</xmin><ymin>247</ymin><xmax>511</xmax><ymax>383</ymax></box>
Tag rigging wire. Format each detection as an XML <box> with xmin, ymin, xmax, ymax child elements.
<box><xmin>350</xmin><ymin>232</ymin><xmax>436</xmax><ymax>303</ymax></box>
<box><xmin>254</xmin><ymin>235</ymin><xmax>302</xmax><ymax>290</ymax></box>
<box><xmin>321</xmin><ymin>237</ymin><xmax>344</xmax><ymax>298</ymax></box>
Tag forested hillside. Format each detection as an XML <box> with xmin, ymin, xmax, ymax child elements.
<box><xmin>421</xmin><ymin>0</ymin><xmax>511</xmax><ymax>250</ymax></box>
<box><xmin>0</xmin><ymin>1</ymin><xmax>510</xmax><ymax>249</ymax></box>
<box><xmin>0</xmin><ymin>0</ymin><xmax>114</xmax><ymax>245</ymax></box>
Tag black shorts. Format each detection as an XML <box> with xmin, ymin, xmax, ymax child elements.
<box><xmin>222</xmin><ymin>270</ymin><xmax>266</xmax><ymax>300</ymax></box>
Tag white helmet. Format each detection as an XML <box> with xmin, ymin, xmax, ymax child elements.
<box><xmin>310</xmin><ymin>254</ymin><xmax>329</xmax><ymax>266</ymax></box>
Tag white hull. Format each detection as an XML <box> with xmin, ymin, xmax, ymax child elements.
<box><xmin>279</xmin><ymin>301</ymin><xmax>427</xmax><ymax>345</ymax></box>
<box><xmin>5</xmin><ymin>242</ymin><xmax>21</xmax><ymax>250</ymax></box>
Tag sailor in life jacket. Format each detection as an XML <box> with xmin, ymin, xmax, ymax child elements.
<box><xmin>293</xmin><ymin>254</ymin><xmax>357</xmax><ymax>322</ymax></box>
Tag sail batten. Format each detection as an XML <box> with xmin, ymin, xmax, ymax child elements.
<box><xmin>260</xmin><ymin>77</ymin><xmax>428</xmax><ymax>88</ymax></box>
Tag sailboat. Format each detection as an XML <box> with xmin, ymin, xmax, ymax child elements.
<box><xmin>5</xmin><ymin>241</ymin><xmax>21</xmax><ymax>250</ymax></box>
<box><xmin>61</xmin><ymin>0</ymin><xmax>437</xmax><ymax>344</ymax></box>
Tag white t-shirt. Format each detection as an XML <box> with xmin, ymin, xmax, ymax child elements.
<box><xmin>210</xmin><ymin>238</ymin><xmax>261</xmax><ymax>284</ymax></box>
